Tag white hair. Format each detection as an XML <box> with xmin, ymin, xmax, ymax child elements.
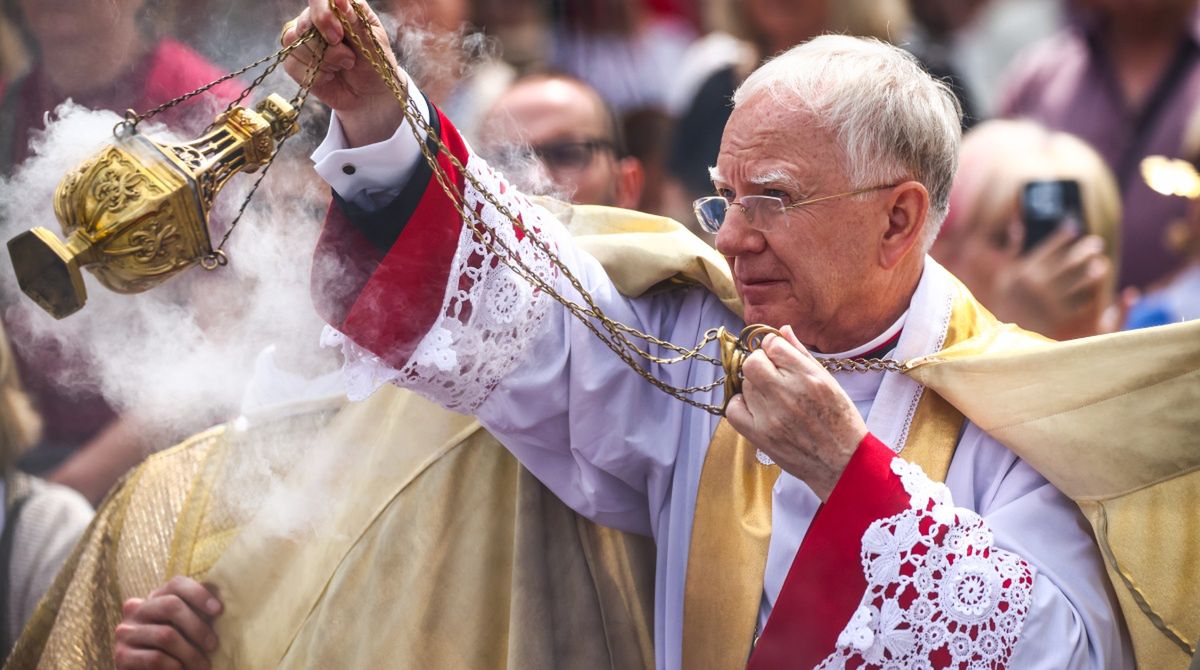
<box><xmin>733</xmin><ymin>35</ymin><xmax>962</xmax><ymax>250</ymax></box>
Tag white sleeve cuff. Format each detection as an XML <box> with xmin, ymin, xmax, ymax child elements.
<box><xmin>311</xmin><ymin>72</ymin><xmax>432</xmax><ymax>211</ymax></box>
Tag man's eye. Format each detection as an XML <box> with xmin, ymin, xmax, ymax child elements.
<box><xmin>764</xmin><ymin>189</ymin><xmax>790</xmax><ymax>202</ymax></box>
<box><xmin>715</xmin><ymin>187</ymin><xmax>735</xmax><ymax>199</ymax></box>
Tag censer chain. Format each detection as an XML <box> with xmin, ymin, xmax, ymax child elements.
<box><xmin>207</xmin><ymin>35</ymin><xmax>330</xmax><ymax>261</ymax></box>
<box><xmin>334</xmin><ymin>3</ymin><xmax>726</xmax><ymax>370</ymax></box>
<box><xmin>334</xmin><ymin>1</ymin><xmax>905</xmax><ymax>415</ymax></box>
<box><xmin>123</xmin><ymin>30</ymin><xmax>321</xmax><ymax>130</ymax></box>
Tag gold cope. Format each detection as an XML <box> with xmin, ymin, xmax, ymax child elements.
<box><xmin>7</xmin><ymin>93</ymin><xmax>299</xmax><ymax>319</ymax></box>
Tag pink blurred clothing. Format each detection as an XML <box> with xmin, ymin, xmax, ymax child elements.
<box><xmin>997</xmin><ymin>11</ymin><xmax>1200</xmax><ymax>289</ymax></box>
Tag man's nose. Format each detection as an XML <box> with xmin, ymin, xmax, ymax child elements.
<box><xmin>715</xmin><ymin>205</ymin><xmax>766</xmax><ymax>257</ymax></box>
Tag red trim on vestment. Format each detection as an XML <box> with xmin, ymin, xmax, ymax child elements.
<box><xmin>313</xmin><ymin>107</ymin><xmax>469</xmax><ymax>368</ymax></box>
<box><xmin>746</xmin><ymin>433</ymin><xmax>910</xmax><ymax>670</ymax></box>
<box><xmin>858</xmin><ymin>329</ymin><xmax>902</xmax><ymax>361</ymax></box>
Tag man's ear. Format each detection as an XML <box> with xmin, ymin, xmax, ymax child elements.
<box><xmin>879</xmin><ymin>181</ymin><xmax>930</xmax><ymax>269</ymax></box>
<box><xmin>615</xmin><ymin>157</ymin><xmax>645</xmax><ymax>210</ymax></box>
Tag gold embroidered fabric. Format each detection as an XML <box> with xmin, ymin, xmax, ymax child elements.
<box><xmin>6</xmin><ymin>388</ymin><xmax>656</xmax><ymax>670</ymax></box>
<box><xmin>6</xmin><ymin>428</ymin><xmax>226</xmax><ymax>669</ymax></box>
<box><xmin>907</xmin><ymin>318</ymin><xmax>1200</xmax><ymax>668</ymax></box>
<box><xmin>680</xmin><ymin>273</ymin><xmax>1000</xmax><ymax>670</ymax></box>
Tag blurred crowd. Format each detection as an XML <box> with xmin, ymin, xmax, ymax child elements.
<box><xmin>0</xmin><ymin>0</ymin><xmax>1199</xmax><ymax>652</ymax></box>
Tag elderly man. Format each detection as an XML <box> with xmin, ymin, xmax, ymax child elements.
<box><xmin>273</xmin><ymin>2</ymin><xmax>1127</xmax><ymax>669</ymax></box>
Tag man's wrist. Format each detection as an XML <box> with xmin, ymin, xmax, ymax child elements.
<box><xmin>338</xmin><ymin>103</ymin><xmax>406</xmax><ymax>148</ymax></box>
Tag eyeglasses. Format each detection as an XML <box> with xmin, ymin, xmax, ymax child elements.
<box><xmin>692</xmin><ymin>184</ymin><xmax>899</xmax><ymax>234</ymax></box>
<box><xmin>532</xmin><ymin>139</ymin><xmax>614</xmax><ymax>172</ymax></box>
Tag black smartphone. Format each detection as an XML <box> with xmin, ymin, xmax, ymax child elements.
<box><xmin>1020</xmin><ymin>179</ymin><xmax>1083</xmax><ymax>253</ymax></box>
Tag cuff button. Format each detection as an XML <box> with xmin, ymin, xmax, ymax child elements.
<box><xmin>342</xmin><ymin>164</ymin><xmax>357</xmax><ymax>175</ymax></box>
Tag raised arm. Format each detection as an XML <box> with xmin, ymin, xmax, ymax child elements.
<box><xmin>282</xmin><ymin>2</ymin><xmax>735</xmax><ymax>535</ymax></box>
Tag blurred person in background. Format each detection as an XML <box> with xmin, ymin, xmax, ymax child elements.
<box><xmin>546</xmin><ymin>0</ymin><xmax>694</xmax><ymax>219</ymax></box>
<box><xmin>931</xmin><ymin>119</ymin><xmax>1127</xmax><ymax>340</ymax></box>
<box><xmin>480</xmin><ymin>73</ymin><xmax>644</xmax><ymax>210</ymax></box>
<box><xmin>997</xmin><ymin>0</ymin><xmax>1200</xmax><ymax>291</ymax></box>
<box><xmin>0</xmin><ymin>0</ymin><xmax>242</xmax><ymax>173</ymax></box>
<box><xmin>0</xmin><ymin>319</ymin><xmax>92</xmax><ymax>661</ymax></box>
<box><xmin>1127</xmin><ymin>102</ymin><xmax>1200</xmax><ymax>328</ymax></box>
<box><xmin>0</xmin><ymin>8</ymin><xmax>26</xmax><ymax>84</ymax></box>
<box><xmin>0</xmin><ymin>0</ymin><xmax>242</xmax><ymax>505</ymax></box>
<box><xmin>378</xmin><ymin>0</ymin><xmax>514</xmax><ymax>142</ymax></box>
<box><xmin>662</xmin><ymin>0</ymin><xmax>909</xmax><ymax>234</ymax></box>
<box><xmin>903</xmin><ymin>0</ymin><xmax>991</xmax><ymax>128</ymax></box>
<box><xmin>548</xmin><ymin>0</ymin><xmax>695</xmax><ymax>117</ymax></box>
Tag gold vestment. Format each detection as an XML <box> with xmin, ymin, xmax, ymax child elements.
<box><xmin>8</xmin><ymin>203</ymin><xmax>1199</xmax><ymax>669</ymax></box>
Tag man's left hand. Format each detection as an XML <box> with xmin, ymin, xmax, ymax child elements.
<box><xmin>725</xmin><ymin>325</ymin><xmax>868</xmax><ymax>501</ymax></box>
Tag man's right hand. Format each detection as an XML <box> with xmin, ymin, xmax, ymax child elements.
<box><xmin>282</xmin><ymin>0</ymin><xmax>406</xmax><ymax>148</ymax></box>
<box><xmin>114</xmin><ymin>576</ymin><xmax>223</xmax><ymax>670</ymax></box>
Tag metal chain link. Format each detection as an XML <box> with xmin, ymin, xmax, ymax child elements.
<box><xmin>332</xmin><ymin>1</ymin><xmax>906</xmax><ymax>414</ymax></box>
<box><xmin>207</xmin><ymin>35</ymin><xmax>330</xmax><ymax>260</ymax></box>
<box><xmin>127</xmin><ymin>31</ymin><xmax>320</xmax><ymax>129</ymax></box>
<box><xmin>111</xmin><ymin>25</ymin><xmax>327</xmax><ymax>268</ymax></box>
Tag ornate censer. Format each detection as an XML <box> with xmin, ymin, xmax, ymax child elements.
<box><xmin>10</xmin><ymin>96</ymin><xmax>298</xmax><ymax>318</ymax></box>
<box><xmin>7</xmin><ymin>31</ymin><xmax>326</xmax><ymax>319</ymax></box>
<box><xmin>6</xmin><ymin>2</ymin><xmax>903</xmax><ymax>414</ymax></box>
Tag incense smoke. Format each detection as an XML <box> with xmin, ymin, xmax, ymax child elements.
<box><xmin>0</xmin><ymin>6</ymin><xmax>565</xmax><ymax>539</ymax></box>
<box><xmin>0</xmin><ymin>99</ymin><xmax>351</xmax><ymax>536</ymax></box>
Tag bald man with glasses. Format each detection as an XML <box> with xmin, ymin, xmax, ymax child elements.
<box><xmin>480</xmin><ymin>73</ymin><xmax>644</xmax><ymax>210</ymax></box>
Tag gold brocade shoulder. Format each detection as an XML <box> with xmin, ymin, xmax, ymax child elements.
<box><xmin>3</xmin><ymin>400</ymin><xmax>344</xmax><ymax>670</ymax></box>
<box><xmin>4</xmin><ymin>426</ymin><xmax>229</xmax><ymax>670</ymax></box>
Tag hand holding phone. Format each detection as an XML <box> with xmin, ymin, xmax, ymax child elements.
<box><xmin>1020</xmin><ymin>179</ymin><xmax>1083</xmax><ymax>253</ymax></box>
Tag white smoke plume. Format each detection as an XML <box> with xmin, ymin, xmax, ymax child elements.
<box><xmin>0</xmin><ymin>99</ymin><xmax>353</xmax><ymax>537</ymax></box>
<box><xmin>0</xmin><ymin>6</ymin><xmax>552</xmax><ymax>540</ymax></box>
<box><xmin>0</xmin><ymin>101</ymin><xmax>338</xmax><ymax>429</ymax></box>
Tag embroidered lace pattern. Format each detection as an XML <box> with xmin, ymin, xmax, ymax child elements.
<box><xmin>817</xmin><ymin>458</ymin><xmax>1035</xmax><ymax>670</ymax></box>
<box><xmin>323</xmin><ymin>154</ymin><xmax>557</xmax><ymax>412</ymax></box>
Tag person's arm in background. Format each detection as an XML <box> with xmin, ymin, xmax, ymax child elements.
<box><xmin>49</xmin><ymin>416</ymin><xmax>150</xmax><ymax>505</ymax></box>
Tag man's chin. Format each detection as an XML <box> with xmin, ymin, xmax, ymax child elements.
<box><xmin>742</xmin><ymin>305</ymin><xmax>785</xmax><ymax>329</ymax></box>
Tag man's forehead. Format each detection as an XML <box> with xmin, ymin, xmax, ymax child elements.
<box><xmin>716</xmin><ymin>102</ymin><xmax>843</xmax><ymax>183</ymax></box>
<box><xmin>490</xmin><ymin>79</ymin><xmax>610</xmax><ymax>142</ymax></box>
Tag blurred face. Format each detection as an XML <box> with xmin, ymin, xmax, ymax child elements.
<box><xmin>713</xmin><ymin>95</ymin><xmax>897</xmax><ymax>348</ymax></box>
<box><xmin>388</xmin><ymin>0</ymin><xmax>469</xmax><ymax>32</ymax></box>
<box><xmin>485</xmin><ymin>78</ymin><xmax>622</xmax><ymax>207</ymax></box>
<box><xmin>743</xmin><ymin>0</ymin><xmax>828</xmax><ymax>52</ymax></box>
<box><xmin>17</xmin><ymin>0</ymin><xmax>143</xmax><ymax>44</ymax></box>
<box><xmin>1081</xmin><ymin>0</ymin><xmax>1196</xmax><ymax>20</ymax></box>
<box><xmin>935</xmin><ymin>185</ymin><xmax>1021</xmax><ymax>298</ymax></box>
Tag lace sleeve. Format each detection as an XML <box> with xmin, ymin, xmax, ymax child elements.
<box><xmin>817</xmin><ymin>458</ymin><xmax>1036</xmax><ymax>670</ymax></box>
<box><xmin>324</xmin><ymin>153</ymin><xmax>559</xmax><ymax>413</ymax></box>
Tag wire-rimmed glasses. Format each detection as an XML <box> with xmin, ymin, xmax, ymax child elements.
<box><xmin>692</xmin><ymin>184</ymin><xmax>899</xmax><ymax>234</ymax></box>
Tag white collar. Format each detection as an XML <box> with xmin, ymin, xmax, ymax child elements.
<box><xmin>812</xmin><ymin>309</ymin><xmax>908</xmax><ymax>360</ymax></box>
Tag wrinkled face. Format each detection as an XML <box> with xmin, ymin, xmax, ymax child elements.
<box><xmin>713</xmin><ymin>95</ymin><xmax>890</xmax><ymax>346</ymax></box>
<box><xmin>484</xmin><ymin>78</ymin><xmax>620</xmax><ymax>206</ymax></box>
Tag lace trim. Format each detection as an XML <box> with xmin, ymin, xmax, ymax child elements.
<box><xmin>818</xmin><ymin>458</ymin><xmax>1035</xmax><ymax>670</ymax></box>
<box><xmin>324</xmin><ymin>154</ymin><xmax>557</xmax><ymax>411</ymax></box>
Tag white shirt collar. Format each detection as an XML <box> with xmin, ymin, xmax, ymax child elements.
<box><xmin>812</xmin><ymin>309</ymin><xmax>908</xmax><ymax>360</ymax></box>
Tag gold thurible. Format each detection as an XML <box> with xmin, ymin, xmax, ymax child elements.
<box><xmin>8</xmin><ymin>93</ymin><xmax>299</xmax><ymax>319</ymax></box>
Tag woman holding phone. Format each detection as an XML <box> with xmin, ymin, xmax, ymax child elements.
<box><xmin>931</xmin><ymin>119</ymin><xmax>1130</xmax><ymax>340</ymax></box>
